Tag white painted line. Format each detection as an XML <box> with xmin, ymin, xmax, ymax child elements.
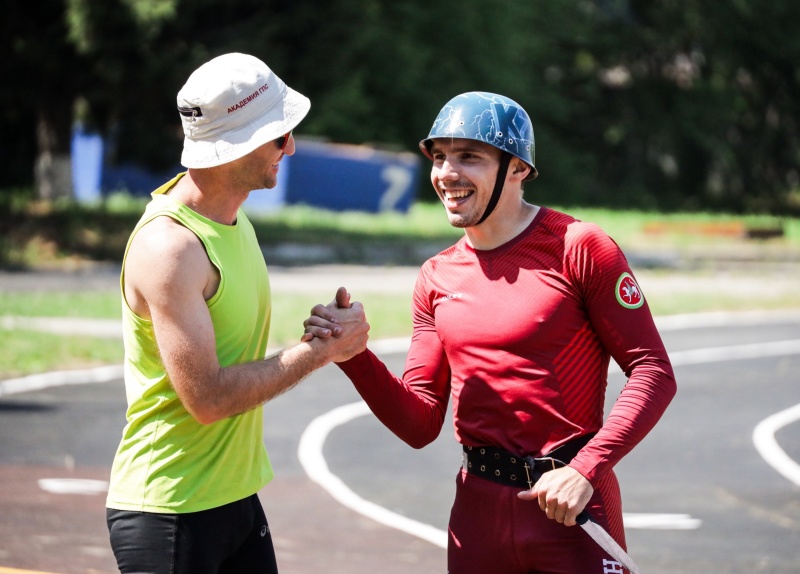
<box><xmin>668</xmin><ymin>339</ymin><xmax>800</xmax><ymax>366</ymax></box>
<box><xmin>298</xmin><ymin>402</ymin><xmax>703</xmax><ymax>549</ymax></box>
<box><xmin>0</xmin><ymin>364</ymin><xmax>124</xmax><ymax>397</ymax></box>
<box><xmin>753</xmin><ymin>403</ymin><xmax>800</xmax><ymax>487</ymax></box>
<box><xmin>655</xmin><ymin>309</ymin><xmax>800</xmax><ymax>331</ymax></box>
<box><xmin>0</xmin><ymin>315</ymin><xmax>122</xmax><ymax>338</ymax></box>
<box><xmin>298</xmin><ymin>401</ymin><xmax>449</xmax><ymax>548</ymax></box>
<box><xmin>300</xmin><ymin>329</ymin><xmax>800</xmax><ymax>546</ymax></box>
<box><xmin>606</xmin><ymin>339</ymin><xmax>800</xmax><ymax>376</ymax></box>
<box><xmin>38</xmin><ymin>478</ymin><xmax>109</xmax><ymax>495</ymax></box>
<box><xmin>4</xmin><ymin>310</ymin><xmax>794</xmax><ymax>540</ymax></box>
<box><xmin>368</xmin><ymin>337</ymin><xmax>412</xmax><ymax>355</ymax></box>
<box><xmin>622</xmin><ymin>513</ymin><xmax>701</xmax><ymax>530</ymax></box>
<box><xmin>0</xmin><ymin>566</ymin><xmax>62</xmax><ymax>574</ymax></box>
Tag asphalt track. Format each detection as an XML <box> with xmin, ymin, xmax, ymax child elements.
<box><xmin>1</xmin><ymin>269</ymin><xmax>799</xmax><ymax>573</ymax></box>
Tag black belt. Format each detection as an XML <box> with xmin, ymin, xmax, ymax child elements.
<box><xmin>462</xmin><ymin>433</ymin><xmax>596</xmax><ymax>489</ymax></box>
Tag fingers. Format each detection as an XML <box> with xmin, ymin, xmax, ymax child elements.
<box><xmin>563</xmin><ymin>508</ymin><xmax>581</xmax><ymax>527</ymax></box>
<box><xmin>335</xmin><ymin>286</ymin><xmax>351</xmax><ymax>309</ymax></box>
<box><xmin>516</xmin><ymin>485</ymin><xmax>570</xmax><ymax>522</ymax></box>
<box><xmin>301</xmin><ymin>324</ymin><xmax>340</xmax><ymax>341</ymax></box>
<box><xmin>303</xmin><ymin>288</ymin><xmax>367</xmax><ymax>343</ymax></box>
<box><xmin>302</xmin><ymin>304</ymin><xmax>342</xmax><ymax>342</ymax></box>
<box><xmin>516</xmin><ymin>489</ymin><xmax>536</xmax><ymax>502</ymax></box>
<box><xmin>518</xmin><ymin>467</ymin><xmax>593</xmax><ymax>527</ymax></box>
<box><xmin>317</xmin><ymin>313</ymin><xmax>370</xmax><ymax>363</ymax></box>
<box><xmin>309</xmin><ymin>302</ymin><xmax>339</xmax><ymax>323</ymax></box>
<box><xmin>534</xmin><ymin>490</ymin><xmax>574</xmax><ymax>525</ymax></box>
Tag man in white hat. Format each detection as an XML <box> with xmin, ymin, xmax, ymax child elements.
<box><xmin>105</xmin><ymin>53</ymin><xmax>369</xmax><ymax>573</ymax></box>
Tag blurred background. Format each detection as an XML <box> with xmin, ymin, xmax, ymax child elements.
<box><xmin>1</xmin><ymin>3</ymin><xmax>799</xmax><ymax>573</ymax></box>
<box><xmin>3</xmin><ymin>0</ymin><xmax>799</xmax><ymax>214</ymax></box>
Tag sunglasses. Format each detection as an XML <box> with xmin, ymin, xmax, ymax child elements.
<box><xmin>275</xmin><ymin>131</ymin><xmax>292</xmax><ymax>151</ymax></box>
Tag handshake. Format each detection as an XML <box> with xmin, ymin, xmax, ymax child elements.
<box><xmin>300</xmin><ymin>286</ymin><xmax>370</xmax><ymax>364</ymax></box>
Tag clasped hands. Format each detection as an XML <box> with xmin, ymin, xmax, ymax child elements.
<box><xmin>301</xmin><ymin>286</ymin><xmax>370</xmax><ymax>363</ymax></box>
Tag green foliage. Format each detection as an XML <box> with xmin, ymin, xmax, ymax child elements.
<box><xmin>0</xmin><ymin>196</ymin><xmax>140</xmax><ymax>268</ymax></box>
<box><xmin>2</xmin><ymin>0</ymin><xmax>800</xmax><ymax>213</ymax></box>
<box><xmin>1</xmin><ymin>194</ymin><xmax>796</xmax><ymax>270</ymax></box>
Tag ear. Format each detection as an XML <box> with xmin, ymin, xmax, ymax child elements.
<box><xmin>509</xmin><ymin>159</ymin><xmax>531</xmax><ymax>181</ymax></box>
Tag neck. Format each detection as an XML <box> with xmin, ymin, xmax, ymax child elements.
<box><xmin>169</xmin><ymin>169</ymin><xmax>249</xmax><ymax>225</ymax></box>
<box><xmin>465</xmin><ymin>201</ymin><xmax>540</xmax><ymax>251</ymax></box>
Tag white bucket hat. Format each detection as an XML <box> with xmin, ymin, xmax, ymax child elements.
<box><xmin>177</xmin><ymin>53</ymin><xmax>311</xmax><ymax>169</ymax></box>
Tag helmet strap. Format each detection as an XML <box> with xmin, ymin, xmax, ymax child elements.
<box><xmin>476</xmin><ymin>152</ymin><xmax>512</xmax><ymax>225</ymax></box>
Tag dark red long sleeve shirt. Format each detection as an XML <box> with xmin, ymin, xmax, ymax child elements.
<box><xmin>338</xmin><ymin>207</ymin><xmax>676</xmax><ymax>486</ymax></box>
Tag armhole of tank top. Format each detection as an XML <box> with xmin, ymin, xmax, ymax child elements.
<box><xmin>164</xmin><ymin>215</ymin><xmax>224</xmax><ymax>308</ymax></box>
<box><xmin>170</xmin><ymin>216</ymin><xmax>224</xmax><ymax>308</ymax></box>
<box><xmin>121</xmin><ymin>212</ymin><xmax>223</xmax><ymax>319</ymax></box>
<box><xmin>120</xmin><ymin>220</ymin><xmax>149</xmax><ymax>323</ymax></box>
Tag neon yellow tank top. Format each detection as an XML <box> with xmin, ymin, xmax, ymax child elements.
<box><xmin>107</xmin><ymin>173</ymin><xmax>273</xmax><ymax>513</ymax></box>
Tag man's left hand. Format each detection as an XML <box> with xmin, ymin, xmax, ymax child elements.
<box><xmin>517</xmin><ymin>466</ymin><xmax>593</xmax><ymax>527</ymax></box>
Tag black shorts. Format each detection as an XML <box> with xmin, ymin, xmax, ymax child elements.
<box><xmin>107</xmin><ymin>494</ymin><xmax>279</xmax><ymax>574</ymax></box>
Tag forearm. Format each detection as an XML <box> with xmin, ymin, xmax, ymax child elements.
<box><xmin>338</xmin><ymin>349</ymin><xmax>448</xmax><ymax>448</ymax></box>
<box><xmin>570</xmin><ymin>358</ymin><xmax>677</xmax><ymax>484</ymax></box>
<box><xmin>191</xmin><ymin>338</ymin><xmax>335</xmax><ymax>424</ymax></box>
<box><xmin>167</xmin><ymin>297</ymin><xmax>368</xmax><ymax>425</ymax></box>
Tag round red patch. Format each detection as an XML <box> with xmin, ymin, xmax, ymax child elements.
<box><xmin>615</xmin><ymin>272</ymin><xmax>644</xmax><ymax>309</ymax></box>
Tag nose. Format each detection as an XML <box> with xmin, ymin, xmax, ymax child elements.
<box><xmin>283</xmin><ymin>134</ymin><xmax>296</xmax><ymax>156</ymax></box>
<box><xmin>435</xmin><ymin>158</ymin><xmax>458</xmax><ymax>181</ymax></box>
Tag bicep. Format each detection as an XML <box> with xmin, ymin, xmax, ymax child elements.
<box><xmin>127</xmin><ymin>221</ymin><xmax>221</xmax><ymax>411</ymax></box>
<box><xmin>150</xmin><ymin>283</ymin><xmax>219</xmax><ymax>404</ymax></box>
<box><xmin>568</xmin><ymin>225</ymin><xmax>668</xmax><ymax>371</ymax></box>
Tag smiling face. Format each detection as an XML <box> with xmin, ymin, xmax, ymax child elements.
<box><xmin>429</xmin><ymin>138</ymin><xmax>503</xmax><ymax>228</ymax></box>
<box><xmin>235</xmin><ymin>133</ymin><xmax>296</xmax><ymax>191</ymax></box>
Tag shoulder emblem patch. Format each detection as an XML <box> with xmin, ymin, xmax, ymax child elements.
<box><xmin>615</xmin><ymin>272</ymin><xmax>644</xmax><ymax>309</ymax></box>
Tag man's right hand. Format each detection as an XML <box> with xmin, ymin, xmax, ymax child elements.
<box><xmin>302</xmin><ymin>286</ymin><xmax>369</xmax><ymax>363</ymax></box>
<box><xmin>301</xmin><ymin>286</ymin><xmax>353</xmax><ymax>341</ymax></box>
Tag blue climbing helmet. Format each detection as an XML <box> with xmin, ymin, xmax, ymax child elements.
<box><xmin>419</xmin><ymin>91</ymin><xmax>538</xmax><ymax>181</ymax></box>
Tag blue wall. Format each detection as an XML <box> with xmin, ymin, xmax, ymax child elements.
<box><xmin>282</xmin><ymin>139</ymin><xmax>420</xmax><ymax>213</ymax></box>
<box><xmin>72</xmin><ymin>130</ymin><xmax>420</xmax><ymax>213</ymax></box>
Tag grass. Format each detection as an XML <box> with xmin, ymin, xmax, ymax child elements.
<box><xmin>271</xmin><ymin>291</ymin><xmax>413</xmax><ymax>347</ymax></box>
<box><xmin>1</xmin><ymin>197</ymin><xmax>799</xmax><ymax>378</ymax></box>
<box><xmin>0</xmin><ymin>291</ymin><xmax>121</xmax><ymax>318</ymax></box>
<box><xmin>0</xmin><ymin>329</ymin><xmax>123</xmax><ymax>379</ymax></box>
<box><xmin>0</xmin><ymin>290</ymin><xmax>416</xmax><ymax>377</ymax></box>
<box><xmin>4</xmin><ymin>195</ymin><xmax>798</xmax><ymax>267</ymax></box>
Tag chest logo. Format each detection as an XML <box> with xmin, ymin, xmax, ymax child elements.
<box><xmin>615</xmin><ymin>272</ymin><xmax>644</xmax><ymax>309</ymax></box>
<box><xmin>435</xmin><ymin>293</ymin><xmax>463</xmax><ymax>304</ymax></box>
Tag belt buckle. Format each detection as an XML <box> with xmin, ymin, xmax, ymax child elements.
<box><xmin>523</xmin><ymin>461</ymin><xmax>532</xmax><ymax>490</ymax></box>
<box><xmin>539</xmin><ymin>456</ymin><xmax>558</xmax><ymax>471</ymax></box>
<box><xmin>522</xmin><ymin>455</ymin><xmax>562</xmax><ymax>490</ymax></box>
<box><xmin>522</xmin><ymin>455</ymin><xmax>539</xmax><ymax>490</ymax></box>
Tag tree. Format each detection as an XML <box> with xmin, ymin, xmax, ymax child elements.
<box><xmin>1</xmin><ymin>0</ymin><xmax>85</xmax><ymax>198</ymax></box>
<box><xmin>1</xmin><ymin>0</ymin><xmax>798</xmax><ymax>213</ymax></box>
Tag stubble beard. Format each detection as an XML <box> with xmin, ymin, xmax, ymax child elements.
<box><xmin>439</xmin><ymin>185</ymin><xmax>484</xmax><ymax>229</ymax></box>
<box><xmin>444</xmin><ymin>202</ymin><xmax>484</xmax><ymax>229</ymax></box>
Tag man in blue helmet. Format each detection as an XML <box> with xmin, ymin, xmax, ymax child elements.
<box><xmin>305</xmin><ymin>91</ymin><xmax>676</xmax><ymax>573</ymax></box>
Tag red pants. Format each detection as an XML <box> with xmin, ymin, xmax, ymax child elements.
<box><xmin>447</xmin><ymin>469</ymin><xmax>627</xmax><ymax>574</ymax></box>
